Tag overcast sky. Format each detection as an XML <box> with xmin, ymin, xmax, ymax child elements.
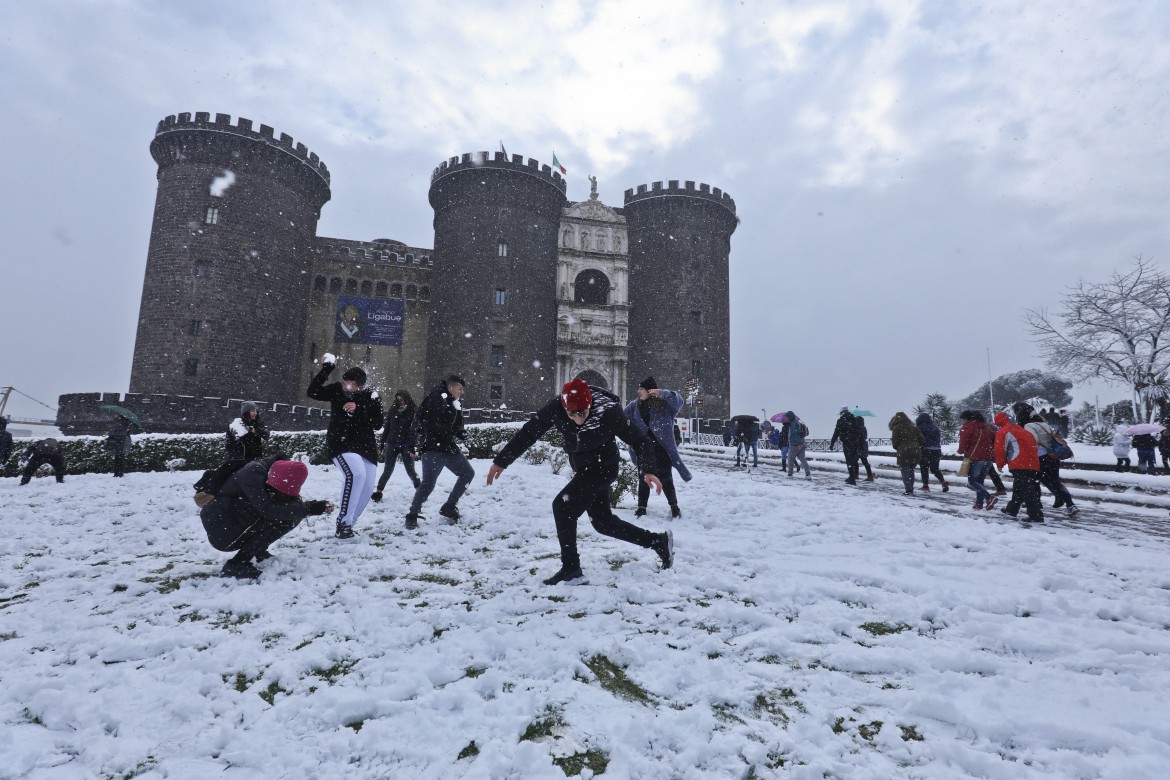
<box><xmin>3</xmin><ymin>1</ymin><xmax>1168</xmax><ymax>435</ymax></box>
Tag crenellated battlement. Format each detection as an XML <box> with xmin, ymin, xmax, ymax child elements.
<box><xmin>430</xmin><ymin>151</ymin><xmax>567</xmax><ymax>195</ymax></box>
<box><xmin>154</xmin><ymin>112</ymin><xmax>330</xmax><ymax>186</ymax></box>
<box><xmin>623</xmin><ymin>179</ymin><xmax>736</xmax><ymax>215</ymax></box>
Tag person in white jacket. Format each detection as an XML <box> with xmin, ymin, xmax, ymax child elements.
<box><xmin>1112</xmin><ymin>424</ymin><xmax>1132</xmax><ymax>472</ymax></box>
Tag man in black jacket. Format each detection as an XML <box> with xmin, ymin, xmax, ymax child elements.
<box><xmin>19</xmin><ymin>438</ymin><xmax>66</xmax><ymax>484</ymax></box>
<box><xmin>486</xmin><ymin>378</ymin><xmax>674</xmax><ymax>585</ymax></box>
<box><xmin>829</xmin><ymin>407</ymin><xmax>864</xmax><ymax>484</ymax></box>
<box><xmin>307</xmin><ymin>357</ymin><xmax>383</xmax><ymax>539</ymax></box>
<box><xmin>405</xmin><ymin>375</ymin><xmax>475</xmax><ymax>529</ymax></box>
<box><xmin>200</xmin><ymin>457</ymin><xmax>332</xmax><ymax>579</ymax></box>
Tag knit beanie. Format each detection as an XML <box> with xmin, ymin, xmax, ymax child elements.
<box><xmin>266</xmin><ymin>460</ymin><xmax>308</xmax><ymax>497</ymax></box>
<box><xmin>639</xmin><ymin>376</ymin><xmax>658</xmax><ymax>391</ymax></box>
<box><xmin>561</xmin><ymin>378</ymin><xmax>593</xmax><ymax>411</ymax></box>
<box><xmin>342</xmin><ymin>367</ymin><xmax>367</xmax><ymax>385</ymax></box>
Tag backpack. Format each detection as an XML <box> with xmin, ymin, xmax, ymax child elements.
<box><xmin>1047</xmin><ymin>432</ymin><xmax>1074</xmax><ymax>461</ymax></box>
<box><xmin>799</xmin><ymin>421</ymin><xmax>810</xmax><ymax>438</ymax></box>
<box><xmin>193</xmin><ymin>460</ymin><xmax>247</xmax><ymax>507</ymax></box>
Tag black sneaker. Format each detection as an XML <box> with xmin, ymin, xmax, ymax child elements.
<box><xmin>670</xmin><ymin>505</ymin><xmax>682</xmax><ymax>519</ymax></box>
<box><xmin>221</xmin><ymin>560</ymin><xmax>261</xmax><ymax>580</ymax></box>
<box><xmin>542</xmin><ymin>566</ymin><xmax>587</xmax><ymax>586</ymax></box>
<box><xmin>335</xmin><ymin>523</ymin><xmax>356</xmax><ymax>540</ymax></box>
<box><xmin>405</xmin><ymin>512</ymin><xmax>419</xmax><ymax>530</ymax></box>
<box><xmin>412</xmin><ymin>478</ymin><xmax>422</xmax><ymax>489</ymax></box>
<box><xmin>253</xmin><ymin>549</ymin><xmax>273</xmax><ymax>562</ymax></box>
<box><xmin>370</xmin><ymin>490</ymin><xmax>384</xmax><ymax>503</ymax></box>
<box><xmin>634</xmin><ymin>506</ymin><xmax>647</xmax><ymax>517</ymax></box>
<box><xmin>653</xmin><ymin>530</ymin><xmax>674</xmax><ymax>569</ymax></box>
<box><xmin>439</xmin><ymin>504</ymin><xmax>461</xmax><ymax>524</ymax></box>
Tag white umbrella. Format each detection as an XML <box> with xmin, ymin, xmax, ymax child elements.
<box><xmin>1125</xmin><ymin>423</ymin><xmax>1164</xmax><ymax>436</ymax></box>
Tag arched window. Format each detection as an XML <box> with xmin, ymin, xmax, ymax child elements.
<box><xmin>391</xmin><ymin>283</ymin><xmax>403</xmax><ymax>298</ymax></box>
<box><xmin>329</xmin><ymin>277</ymin><xmax>342</xmax><ymax>294</ymax></box>
<box><xmin>345</xmin><ymin>278</ymin><xmax>358</xmax><ymax>294</ymax></box>
<box><xmin>575</xmin><ymin>369</ymin><xmax>608</xmax><ymax>389</ymax></box>
<box><xmin>574</xmin><ymin>269</ymin><xmax>610</xmax><ymax>306</ymax></box>
<box><xmin>360</xmin><ymin>280</ymin><xmax>373</xmax><ymax>296</ymax></box>
<box><xmin>406</xmin><ymin>284</ymin><xmax>417</xmax><ymax>299</ymax></box>
<box><xmin>313</xmin><ymin>275</ymin><xmax>327</xmax><ymax>292</ymax></box>
<box><xmin>375</xmin><ymin>281</ymin><xmax>388</xmax><ymax>297</ymax></box>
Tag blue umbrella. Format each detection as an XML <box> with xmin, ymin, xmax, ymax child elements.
<box><xmin>850</xmin><ymin>407</ymin><xmax>876</xmax><ymax>417</ymax></box>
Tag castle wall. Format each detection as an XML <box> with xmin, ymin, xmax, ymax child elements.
<box><xmin>427</xmin><ymin>152</ymin><xmax>567</xmax><ymax>410</ymax></box>
<box><xmin>623</xmin><ymin>181</ymin><xmax>737</xmax><ymax>418</ymax></box>
<box><xmin>303</xmin><ymin>237</ymin><xmax>433</xmax><ymax>402</ymax></box>
<box><xmin>130</xmin><ymin>113</ymin><xmax>330</xmax><ymax>405</ymax></box>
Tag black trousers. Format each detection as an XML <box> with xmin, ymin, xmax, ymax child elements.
<box><xmin>920</xmin><ymin>450</ymin><xmax>947</xmax><ymax>485</ymax></box>
<box><xmin>637</xmin><ymin>442</ymin><xmax>677</xmax><ymax>508</ymax></box>
<box><xmin>1003</xmin><ymin>469</ymin><xmax>1044</xmax><ymax>521</ymax></box>
<box><xmin>112</xmin><ymin>453</ymin><xmax>126</xmax><ymax>477</ymax></box>
<box><xmin>21</xmin><ymin>453</ymin><xmax>66</xmax><ymax>483</ymax></box>
<box><xmin>553</xmin><ymin>465</ymin><xmax>658</xmax><ymax>570</ymax></box>
<box><xmin>377</xmin><ymin>446</ymin><xmax>419</xmax><ymax>491</ymax></box>
<box><xmin>1037</xmin><ymin>459</ymin><xmax>1073</xmax><ymax>508</ymax></box>
<box><xmin>227</xmin><ymin>515</ymin><xmax>303</xmax><ymax>562</ymax></box>
<box><xmin>843</xmin><ymin>447</ymin><xmax>860</xmax><ymax>481</ymax></box>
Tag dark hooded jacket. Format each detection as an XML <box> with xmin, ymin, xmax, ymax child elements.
<box><xmin>889</xmin><ymin>412</ymin><xmax>924</xmax><ymax>466</ymax></box>
<box><xmin>382</xmin><ymin>398</ymin><xmax>417</xmax><ymax>452</ymax></box>
<box><xmin>1</xmin><ymin>418</ymin><xmax>14</xmax><ymax>463</ymax></box>
<box><xmin>104</xmin><ymin>416</ymin><xmax>133</xmax><ymax>456</ymax></box>
<box><xmin>623</xmin><ymin>389</ymin><xmax>692</xmax><ymax>481</ymax></box>
<box><xmin>830</xmin><ymin>412</ymin><xmax>863</xmax><ymax>453</ymax></box>
<box><xmin>415</xmin><ymin>384</ymin><xmax>467</xmax><ymax>454</ymax></box>
<box><xmin>199</xmin><ymin>456</ymin><xmax>318</xmax><ymax>551</ymax></box>
<box><xmin>225</xmin><ymin>401</ymin><xmax>269</xmax><ymax>462</ymax></box>
<box><xmin>495</xmin><ymin>386</ymin><xmax>658</xmax><ymax>478</ymax></box>
<box><xmin>915</xmin><ymin>413</ymin><xmax>943</xmax><ymax>451</ymax></box>
<box><xmin>307</xmin><ymin>364</ymin><xmax>384</xmax><ymax>462</ymax></box>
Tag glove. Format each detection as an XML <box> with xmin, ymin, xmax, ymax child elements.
<box><xmin>305</xmin><ymin>500</ymin><xmax>329</xmax><ymax>515</ymax></box>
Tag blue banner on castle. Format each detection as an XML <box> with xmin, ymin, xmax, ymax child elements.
<box><xmin>335</xmin><ymin>296</ymin><xmax>404</xmax><ymax>346</ymax></box>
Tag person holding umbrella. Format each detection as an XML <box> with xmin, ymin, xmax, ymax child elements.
<box><xmin>104</xmin><ymin>413</ymin><xmax>134</xmax><ymax>478</ymax></box>
<box><xmin>1131</xmin><ymin>426</ymin><xmax>1159</xmax><ymax>474</ymax></box>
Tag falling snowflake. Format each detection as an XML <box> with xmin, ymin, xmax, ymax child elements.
<box><xmin>532</xmin><ymin>360</ymin><xmax>542</xmax><ymax>368</ymax></box>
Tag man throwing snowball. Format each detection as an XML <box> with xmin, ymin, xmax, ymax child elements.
<box><xmin>486</xmin><ymin>378</ymin><xmax>674</xmax><ymax>585</ymax></box>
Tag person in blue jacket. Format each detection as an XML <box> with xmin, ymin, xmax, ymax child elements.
<box><xmin>624</xmin><ymin>377</ymin><xmax>692</xmax><ymax>518</ymax></box>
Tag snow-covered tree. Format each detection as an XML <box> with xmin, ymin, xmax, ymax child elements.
<box><xmin>955</xmin><ymin>369</ymin><xmax>1072</xmax><ymax>415</ymax></box>
<box><xmin>1026</xmin><ymin>257</ymin><xmax>1170</xmax><ymax>422</ymax></box>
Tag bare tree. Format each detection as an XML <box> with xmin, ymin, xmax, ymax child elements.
<box><xmin>1026</xmin><ymin>257</ymin><xmax>1170</xmax><ymax>422</ymax></box>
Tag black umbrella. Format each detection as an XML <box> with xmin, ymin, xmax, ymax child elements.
<box><xmin>730</xmin><ymin>414</ymin><xmax>759</xmax><ymax>424</ymax></box>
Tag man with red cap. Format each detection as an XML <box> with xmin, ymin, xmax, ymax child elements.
<box><xmin>200</xmin><ymin>456</ymin><xmax>333</xmax><ymax>579</ymax></box>
<box><xmin>486</xmin><ymin>378</ymin><xmax>674</xmax><ymax>585</ymax></box>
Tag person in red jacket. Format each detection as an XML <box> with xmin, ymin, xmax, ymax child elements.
<box><xmin>957</xmin><ymin>410</ymin><xmax>998</xmax><ymax>510</ymax></box>
<box><xmin>993</xmin><ymin>412</ymin><xmax>1044</xmax><ymax>523</ymax></box>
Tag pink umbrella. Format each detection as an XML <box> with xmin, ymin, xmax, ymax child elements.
<box><xmin>770</xmin><ymin>412</ymin><xmax>788</xmax><ymax>423</ymax></box>
<box><xmin>1125</xmin><ymin>423</ymin><xmax>1165</xmax><ymax>436</ymax></box>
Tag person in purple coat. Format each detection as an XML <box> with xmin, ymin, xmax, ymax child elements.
<box><xmin>624</xmin><ymin>377</ymin><xmax>692</xmax><ymax>518</ymax></box>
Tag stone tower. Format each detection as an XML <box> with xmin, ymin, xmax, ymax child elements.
<box><xmin>130</xmin><ymin>112</ymin><xmax>331</xmax><ymax>403</ymax></box>
<box><xmin>623</xmin><ymin>181</ymin><xmax>737</xmax><ymax>418</ymax></box>
<box><xmin>427</xmin><ymin>152</ymin><xmax>567</xmax><ymax>410</ymax></box>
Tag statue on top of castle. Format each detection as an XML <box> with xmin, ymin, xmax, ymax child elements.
<box><xmin>589</xmin><ymin>175</ymin><xmax>599</xmax><ymax>200</ymax></box>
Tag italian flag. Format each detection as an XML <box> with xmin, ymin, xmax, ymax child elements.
<box><xmin>552</xmin><ymin>153</ymin><xmax>567</xmax><ymax>174</ymax></box>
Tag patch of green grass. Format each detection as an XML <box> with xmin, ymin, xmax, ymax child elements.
<box><xmin>753</xmin><ymin>688</ymin><xmax>806</xmax><ymax>726</ymax></box>
<box><xmin>230</xmin><ymin>672</ymin><xmax>260</xmax><ymax>692</ymax></box>
<box><xmin>465</xmin><ymin>666</ymin><xmax>487</xmax><ymax>679</ymax></box>
<box><xmin>345</xmin><ymin>719</ymin><xmax>364</xmax><ymax>732</ymax></box>
<box><xmin>552</xmin><ymin>749</ymin><xmax>609</xmax><ymax>776</ymax></box>
<box><xmin>311</xmin><ymin>659</ymin><xmax>357</xmax><ymax>684</ymax></box>
<box><xmin>569</xmin><ymin>611</ymin><xmax>587</xmax><ymax>619</ymax></box>
<box><xmin>293</xmin><ymin>634</ymin><xmax>322</xmax><ymax>651</ymax></box>
<box><xmin>859</xmin><ymin>621</ymin><xmax>911</xmax><ymax>636</ymax></box>
<box><xmin>178</xmin><ymin>611</ymin><xmax>206</xmax><ymax>623</ymax></box>
<box><xmin>142</xmin><ymin>572</ymin><xmax>212</xmax><ymax>594</ymax></box>
<box><xmin>547</xmin><ymin>595</ymin><xmax>567</xmax><ymax>603</ymax></box>
<box><xmin>413</xmin><ymin>573</ymin><xmax>461</xmax><ymax>586</ymax></box>
<box><xmin>757</xmin><ymin>654</ymin><xmax>783</xmax><ymax>664</ymax></box>
<box><xmin>609</xmin><ymin>559</ymin><xmax>628</xmax><ymax>571</ymax></box>
<box><xmin>584</xmin><ymin>655</ymin><xmax>653</xmax><ymax>705</ymax></box>
<box><xmin>831</xmin><ymin>716</ymin><xmax>847</xmax><ymax>734</ymax></box>
<box><xmin>150</xmin><ymin>562</ymin><xmax>175</xmax><ymax>575</ymax></box>
<box><xmin>112</xmin><ymin>584</ymin><xmax>128</xmax><ymax>593</ymax></box>
<box><xmin>712</xmin><ymin>703</ymin><xmax>746</xmax><ymax>725</ymax></box>
<box><xmin>900</xmin><ymin>724</ymin><xmax>924</xmax><ymax>742</ymax></box>
<box><xmin>425</xmin><ymin>556</ymin><xmax>451</xmax><ymax>567</ymax></box>
<box><xmin>0</xmin><ymin>593</ymin><xmax>29</xmax><ymax>610</ymax></box>
<box><xmin>858</xmin><ymin>720</ymin><xmax>883</xmax><ymax>741</ymax></box>
<box><xmin>369</xmin><ymin>574</ymin><xmax>397</xmax><ymax>582</ymax></box>
<box><xmin>21</xmin><ymin>708</ymin><xmax>43</xmax><ymax>726</ymax></box>
<box><xmin>520</xmin><ymin>709</ymin><xmax>565</xmax><ymax>742</ymax></box>
<box><xmin>457</xmin><ymin>741</ymin><xmax>480</xmax><ymax>760</ymax></box>
<box><xmin>0</xmin><ymin>632</ymin><xmax>17</xmax><ymax>642</ymax></box>
<box><xmin>259</xmin><ymin>681</ymin><xmax>286</xmax><ymax>705</ymax></box>
<box><xmin>212</xmin><ymin>612</ymin><xmax>255</xmax><ymax>630</ymax></box>
<box><xmin>262</xmin><ymin>632</ymin><xmax>285</xmax><ymax>648</ymax></box>
<box><xmin>433</xmin><ymin>627</ymin><xmax>447</xmax><ymax>639</ymax></box>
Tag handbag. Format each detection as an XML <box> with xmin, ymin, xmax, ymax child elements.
<box><xmin>1048</xmin><ymin>435</ymin><xmax>1074</xmax><ymax>461</ymax></box>
<box><xmin>957</xmin><ymin>458</ymin><xmax>971</xmax><ymax>477</ymax></box>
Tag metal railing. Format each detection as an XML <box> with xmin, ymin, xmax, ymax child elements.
<box><xmin>689</xmin><ymin>434</ymin><xmax>893</xmax><ymax>452</ymax></box>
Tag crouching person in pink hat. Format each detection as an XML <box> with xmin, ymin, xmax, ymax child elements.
<box><xmin>200</xmin><ymin>457</ymin><xmax>333</xmax><ymax>579</ymax></box>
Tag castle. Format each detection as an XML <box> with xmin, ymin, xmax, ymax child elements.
<box><xmin>59</xmin><ymin>112</ymin><xmax>737</xmax><ymax>433</ymax></box>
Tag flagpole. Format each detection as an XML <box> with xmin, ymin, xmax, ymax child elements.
<box><xmin>986</xmin><ymin>348</ymin><xmax>994</xmax><ymax>419</ymax></box>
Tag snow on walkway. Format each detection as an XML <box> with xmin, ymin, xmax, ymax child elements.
<box><xmin>2</xmin><ymin>460</ymin><xmax>1169</xmax><ymax>779</ymax></box>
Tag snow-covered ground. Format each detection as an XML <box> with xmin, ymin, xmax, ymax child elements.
<box><xmin>3</xmin><ymin>457</ymin><xmax>1170</xmax><ymax>779</ymax></box>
